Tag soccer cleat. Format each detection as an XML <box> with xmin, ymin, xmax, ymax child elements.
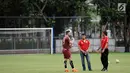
<box><xmin>101</xmin><ymin>68</ymin><xmax>105</xmax><ymax>71</ymax></box>
<box><xmin>101</xmin><ymin>68</ymin><xmax>108</xmax><ymax>72</ymax></box>
<box><xmin>65</xmin><ymin>69</ymin><xmax>69</xmax><ymax>72</ymax></box>
<box><xmin>104</xmin><ymin>69</ymin><xmax>108</xmax><ymax>72</ymax></box>
<box><xmin>89</xmin><ymin>69</ymin><xmax>93</xmax><ymax>71</ymax></box>
<box><xmin>72</xmin><ymin>68</ymin><xmax>78</xmax><ymax>72</ymax></box>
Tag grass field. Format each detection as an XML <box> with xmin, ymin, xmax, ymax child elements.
<box><xmin>0</xmin><ymin>53</ymin><xmax>130</xmax><ymax>73</ymax></box>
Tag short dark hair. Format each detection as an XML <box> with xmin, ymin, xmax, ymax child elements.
<box><xmin>81</xmin><ymin>33</ymin><xmax>86</xmax><ymax>36</ymax></box>
<box><xmin>103</xmin><ymin>31</ymin><xmax>107</xmax><ymax>36</ymax></box>
<box><xmin>66</xmin><ymin>30</ymin><xmax>70</xmax><ymax>34</ymax></box>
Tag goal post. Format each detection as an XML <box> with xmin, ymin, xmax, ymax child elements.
<box><xmin>0</xmin><ymin>28</ymin><xmax>54</xmax><ymax>54</ymax></box>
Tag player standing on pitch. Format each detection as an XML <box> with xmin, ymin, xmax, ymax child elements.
<box><xmin>78</xmin><ymin>33</ymin><xmax>92</xmax><ymax>71</ymax></box>
<box><xmin>97</xmin><ymin>31</ymin><xmax>109</xmax><ymax>71</ymax></box>
<box><xmin>62</xmin><ymin>30</ymin><xmax>78</xmax><ymax>72</ymax></box>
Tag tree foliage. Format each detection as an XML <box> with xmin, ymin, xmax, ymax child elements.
<box><xmin>92</xmin><ymin>0</ymin><xmax>130</xmax><ymax>52</ymax></box>
<box><xmin>0</xmin><ymin>0</ymin><xmax>92</xmax><ymax>36</ymax></box>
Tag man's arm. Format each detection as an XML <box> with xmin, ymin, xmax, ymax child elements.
<box><xmin>104</xmin><ymin>43</ymin><xmax>108</xmax><ymax>49</ymax></box>
<box><xmin>62</xmin><ymin>37</ymin><xmax>66</xmax><ymax>45</ymax></box>
<box><xmin>102</xmin><ymin>37</ymin><xmax>108</xmax><ymax>53</ymax></box>
<box><xmin>97</xmin><ymin>47</ymin><xmax>101</xmax><ymax>51</ymax></box>
<box><xmin>101</xmin><ymin>42</ymin><xmax>108</xmax><ymax>53</ymax></box>
<box><xmin>104</xmin><ymin>37</ymin><xmax>108</xmax><ymax>49</ymax></box>
<box><xmin>85</xmin><ymin>40</ymin><xmax>90</xmax><ymax>53</ymax></box>
<box><xmin>97</xmin><ymin>39</ymin><xmax>102</xmax><ymax>51</ymax></box>
<box><xmin>78</xmin><ymin>45</ymin><xmax>85</xmax><ymax>53</ymax></box>
<box><xmin>68</xmin><ymin>37</ymin><xmax>73</xmax><ymax>48</ymax></box>
<box><xmin>62</xmin><ymin>38</ymin><xmax>65</xmax><ymax>46</ymax></box>
<box><xmin>97</xmin><ymin>38</ymin><xmax>102</xmax><ymax>51</ymax></box>
<box><xmin>78</xmin><ymin>41</ymin><xmax>85</xmax><ymax>53</ymax></box>
<box><xmin>97</xmin><ymin>45</ymin><xmax>101</xmax><ymax>53</ymax></box>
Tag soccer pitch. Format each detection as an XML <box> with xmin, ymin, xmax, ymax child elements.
<box><xmin>0</xmin><ymin>53</ymin><xmax>130</xmax><ymax>73</ymax></box>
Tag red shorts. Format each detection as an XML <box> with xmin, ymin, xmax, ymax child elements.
<box><xmin>62</xmin><ymin>48</ymin><xmax>71</xmax><ymax>59</ymax></box>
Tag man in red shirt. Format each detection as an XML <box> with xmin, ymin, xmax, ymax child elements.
<box><xmin>97</xmin><ymin>31</ymin><xmax>109</xmax><ymax>71</ymax></box>
<box><xmin>62</xmin><ymin>30</ymin><xmax>78</xmax><ymax>72</ymax></box>
<box><xmin>78</xmin><ymin>33</ymin><xmax>92</xmax><ymax>71</ymax></box>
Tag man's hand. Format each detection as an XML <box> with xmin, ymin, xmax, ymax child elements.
<box><xmin>95</xmin><ymin>50</ymin><xmax>100</xmax><ymax>53</ymax></box>
<box><xmin>69</xmin><ymin>43</ymin><xmax>72</xmax><ymax>48</ymax></box>
<box><xmin>81</xmin><ymin>50</ymin><xmax>85</xmax><ymax>54</ymax></box>
<box><xmin>96</xmin><ymin>47</ymin><xmax>101</xmax><ymax>53</ymax></box>
<box><xmin>84</xmin><ymin>50</ymin><xmax>88</xmax><ymax>55</ymax></box>
<box><xmin>97</xmin><ymin>47</ymin><xmax>101</xmax><ymax>51</ymax></box>
<box><xmin>101</xmin><ymin>49</ymin><xmax>105</xmax><ymax>53</ymax></box>
<box><xmin>86</xmin><ymin>50</ymin><xmax>88</xmax><ymax>53</ymax></box>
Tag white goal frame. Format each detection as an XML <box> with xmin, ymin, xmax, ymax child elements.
<box><xmin>0</xmin><ymin>28</ymin><xmax>54</xmax><ymax>54</ymax></box>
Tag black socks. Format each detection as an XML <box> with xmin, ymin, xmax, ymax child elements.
<box><xmin>64</xmin><ymin>60</ymin><xmax>67</xmax><ymax>68</ymax></box>
<box><xmin>64</xmin><ymin>60</ymin><xmax>74</xmax><ymax>69</ymax></box>
<box><xmin>70</xmin><ymin>60</ymin><xmax>74</xmax><ymax>69</ymax></box>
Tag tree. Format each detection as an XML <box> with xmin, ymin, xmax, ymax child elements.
<box><xmin>0</xmin><ymin>0</ymin><xmax>24</xmax><ymax>27</ymax></box>
<box><xmin>125</xmin><ymin>0</ymin><xmax>130</xmax><ymax>52</ymax></box>
<box><xmin>0</xmin><ymin>0</ymin><xmax>23</xmax><ymax>16</ymax></box>
<box><xmin>0</xmin><ymin>0</ymin><xmax>93</xmax><ymax>37</ymax></box>
<box><xmin>92</xmin><ymin>0</ymin><xmax>130</xmax><ymax>52</ymax></box>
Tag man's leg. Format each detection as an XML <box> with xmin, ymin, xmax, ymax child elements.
<box><xmin>85</xmin><ymin>53</ymin><xmax>92</xmax><ymax>71</ymax></box>
<box><xmin>101</xmin><ymin>53</ymin><xmax>105</xmax><ymax>71</ymax></box>
<box><xmin>62</xmin><ymin>49</ymin><xmax>69</xmax><ymax>72</ymax></box>
<box><xmin>69</xmin><ymin>58</ymin><xmax>78</xmax><ymax>72</ymax></box>
<box><xmin>67</xmin><ymin>50</ymin><xmax>74</xmax><ymax>69</ymax></box>
<box><xmin>80</xmin><ymin>51</ymin><xmax>86</xmax><ymax>71</ymax></box>
<box><xmin>104</xmin><ymin>49</ymin><xmax>109</xmax><ymax>70</ymax></box>
<box><xmin>69</xmin><ymin>59</ymin><xmax>74</xmax><ymax>69</ymax></box>
<box><xmin>64</xmin><ymin>59</ymin><xmax>67</xmax><ymax>69</ymax></box>
<box><xmin>106</xmin><ymin>49</ymin><xmax>109</xmax><ymax>70</ymax></box>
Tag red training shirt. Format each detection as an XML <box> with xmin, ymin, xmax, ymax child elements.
<box><xmin>78</xmin><ymin>39</ymin><xmax>90</xmax><ymax>51</ymax></box>
<box><xmin>101</xmin><ymin>36</ymin><xmax>109</xmax><ymax>49</ymax></box>
<box><xmin>62</xmin><ymin>35</ymin><xmax>71</xmax><ymax>49</ymax></box>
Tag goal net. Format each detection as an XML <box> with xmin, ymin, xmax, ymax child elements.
<box><xmin>0</xmin><ymin>28</ymin><xmax>53</xmax><ymax>54</ymax></box>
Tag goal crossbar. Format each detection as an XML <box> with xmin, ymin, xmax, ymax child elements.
<box><xmin>0</xmin><ymin>28</ymin><xmax>54</xmax><ymax>54</ymax></box>
<box><xmin>0</xmin><ymin>28</ymin><xmax>52</xmax><ymax>30</ymax></box>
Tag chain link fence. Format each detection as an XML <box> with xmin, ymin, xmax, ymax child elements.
<box><xmin>0</xmin><ymin>16</ymin><xmax>128</xmax><ymax>54</ymax></box>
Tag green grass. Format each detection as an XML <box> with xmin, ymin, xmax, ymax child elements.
<box><xmin>0</xmin><ymin>53</ymin><xmax>130</xmax><ymax>73</ymax></box>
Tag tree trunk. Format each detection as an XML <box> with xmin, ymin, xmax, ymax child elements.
<box><xmin>124</xmin><ymin>14</ymin><xmax>129</xmax><ymax>52</ymax></box>
<box><xmin>72</xmin><ymin>23</ymin><xmax>75</xmax><ymax>38</ymax></box>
